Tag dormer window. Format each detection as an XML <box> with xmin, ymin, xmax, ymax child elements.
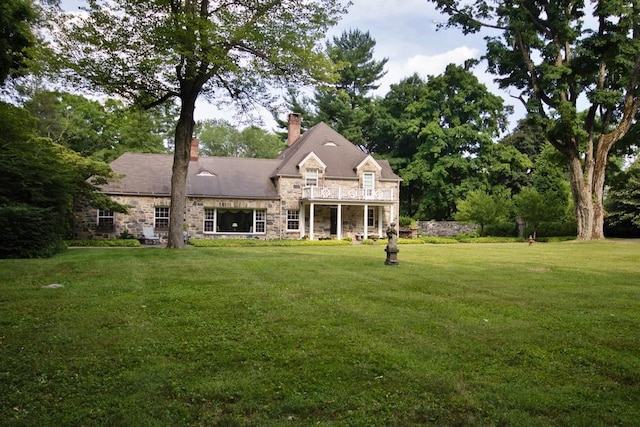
<box><xmin>305</xmin><ymin>168</ymin><xmax>319</xmax><ymax>186</ymax></box>
<box><xmin>363</xmin><ymin>172</ymin><xmax>375</xmax><ymax>198</ymax></box>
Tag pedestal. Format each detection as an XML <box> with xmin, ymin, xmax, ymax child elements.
<box><xmin>385</xmin><ymin>246</ymin><xmax>399</xmax><ymax>266</ymax></box>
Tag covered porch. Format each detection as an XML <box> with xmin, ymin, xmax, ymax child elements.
<box><xmin>298</xmin><ymin>201</ymin><xmax>396</xmax><ymax>241</ymax></box>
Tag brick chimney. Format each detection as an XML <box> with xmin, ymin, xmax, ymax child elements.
<box><xmin>190</xmin><ymin>137</ymin><xmax>199</xmax><ymax>161</ymax></box>
<box><xmin>287</xmin><ymin>113</ymin><xmax>302</xmax><ymax>146</ymax></box>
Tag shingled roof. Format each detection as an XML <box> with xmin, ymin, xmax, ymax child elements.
<box><xmin>273</xmin><ymin>122</ymin><xmax>400</xmax><ymax>181</ymax></box>
<box><xmin>102</xmin><ymin>153</ymin><xmax>281</xmax><ymax>199</ymax></box>
<box><xmin>101</xmin><ymin>121</ymin><xmax>400</xmax><ymax>199</ymax></box>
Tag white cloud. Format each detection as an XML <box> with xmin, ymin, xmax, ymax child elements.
<box><xmin>374</xmin><ymin>46</ymin><xmax>479</xmax><ymax>95</ymax></box>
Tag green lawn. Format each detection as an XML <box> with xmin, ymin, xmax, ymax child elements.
<box><xmin>1</xmin><ymin>241</ymin><xmax>639</xmax><ymax>426</ymax></box>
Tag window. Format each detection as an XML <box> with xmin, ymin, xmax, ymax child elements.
<box><xmin>254</xmin><ymin>210</ymin><xmax>266</xmax><ymax>233</ymax></box>
<box><xmin>204</xmin><ymin>208</ymin><xmax>266</xmax><ymax>234</ymax></box>
<box><xmin>287</xmin><ymin>210</ymin><xmax>300</xmax><ymax>231</ymax></box>
<box><xmin>97</xmin><ymin>210</ymin><xmax>114</xmax><ymax>230</ymax></box>
<box><xmin>155</xmin><ymin>207</ymin><xmax>169</xmax><ymax>230</ymax></box>
<box><xmin>367</xmin><ymin>207</ymin><xmax>377</xmax><ymax>227</ymax></box>
<box><xmin>204</xmin><ymin>208</ymin><xmax>216</xmax><ymax>232</ymax></box>
<box><xmin>363</xmin><ymin>172</ymin><xmax>375</xmax><ymax>198</ymax></box>
<box><xmin>305</xmin><ymin>168</ymin><xmax>319</xmax><ymax>186</ymax></box>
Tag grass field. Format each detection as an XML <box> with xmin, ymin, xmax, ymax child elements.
<box><xmin>1</xmin><ymin>241</ymin><xmax>639</xmax><ymax>426</ymax></box>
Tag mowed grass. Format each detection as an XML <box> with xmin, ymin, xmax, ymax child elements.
<box><xmin>1</xmin><ymin>241</ymin><xmax>639</xmax><ymax>426</ymax></box>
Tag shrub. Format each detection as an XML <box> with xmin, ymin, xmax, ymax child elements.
<box><xmin>189</xmin><ymin>239</ymin><xmax>351</xmax><ymax>248</ymax></box>
<box><xmin>482</xmin><ymin>222</ymin><xmax>518</xmax><ymax>237</ymax></box>
<box><xmin>0</xmin><ymin>205</ymin><xmax>67</xmax><ymax>258</ymax></box>
<box><xmin>398</xmin><ymin>216</ymin><xmax>415</xmax><ymax>227</ymax></box>
<box><xmin>65</xmin><ymin>239</ymin><xmax>141</xmax><ymax>247</ymax></box>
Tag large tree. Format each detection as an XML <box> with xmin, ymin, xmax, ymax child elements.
<box><xmin>54</xmin><ymin>0</ymin><xmax>347</xmax><ymax>248</ymax></box>
<box><xmin>0</xmin><ymin>0</ymin><xmax>38</xmax><ymax>85</ymax></box>
<box><xmin>281</xmin><ymin>29</ymin><xmax>388</xmax><ymax>147</ymax></box>
<box><xmin>370</xmin><ymin>67</ymin><xmax>522</xmax><ymax>219</ymax></box>
<box><xmin>429</xmin><ymin>0</ymin><xmax>640</xmax><ymax>240</ymax></box>
<box><xmin>24</xmin><ymin>89</ymin><xmax>174</xmax><ymax>161</ymax></box>
<box><xmin>195</xmin><ymin>119</ymin><xmax>285</xmax><ymax>158</ymax></box>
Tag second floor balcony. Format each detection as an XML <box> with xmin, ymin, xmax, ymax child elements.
<box><xmin>302</xmin><ymin>186</ymin><xmax>395</xmax><ymax>202</ymax></box>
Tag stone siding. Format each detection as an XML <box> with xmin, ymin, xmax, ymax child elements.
<box><xmin>418</xmin><ymin>221</ymin><xmax>479</xmax><ymax>237</ymax></box>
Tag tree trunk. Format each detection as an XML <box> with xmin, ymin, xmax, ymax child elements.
<box><xmin>591</xmin><ymin>141</ymin><xmax>610</xmax><ymax>240</ymax></box>
<box><xmin>567</xmin><ymin>154</ymin><xmax>594</xmax><ymax>240</ymax></box>
<box><xmin>166</xmin><ymin>94</ymin><xmax>197</xmax><ymax>248</ymax></box>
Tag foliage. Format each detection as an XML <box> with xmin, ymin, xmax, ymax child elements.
<box><xmin>428</xmin><ymin>0</ymin><xmax>640</xmax><ymax>240</ymax></box>
<box><xmin>605</xmin><ymin>160</ymin><xmax>640</xmax><ymax>237</ymax></box>
<box><xmin>455</xmin><ymin>189</ymin><xmax>512</xmax><ymax>232</ymax></box>
<box><xmin>398</xmin><ymin>216</ymin><xmax>414</xmax><ymax>227</ymax></box>
<box><xmin>0</xmin><ymin>0</ymin><xmax>37</xmax><ymax>85</ymax></box>
<box><xmin>54</xmin><ymin>0</ymin><xmax>348</xmax><ymax>248</ymax></box>
<box><xmin>0</xmin><ymin>205</ymin><xmax>67</xmax><ymax>258</ymax></box>
<box><xmin>23</xmin><ymin>89</ymin><xmax>173</xmax><ymax>161</ymax></box>
<box><xmin>0</xmin><ymin>101</ymin><xmax>121</xmax><ymax>257</ymax></box>
<box><xmin>1</xmin><ymin>243</ymin><xmax>638</xmax><ymax>425</ymax></box>
<box><xmin>370</xmin><ymin>66</ymin><xmax>520</xmax><ymax>219</ymax></box>
<box><xmin>195</xmin><ymin>119</ymin><xmax>285</xmax><ymax>158</ymax></box>
<box><xmin>188</xmin><ymin>238</ymin><xmax>351</xmax><ymax>248</ymax></box>
<box><xmin>279</xmin><ymin>29</ymin><xmax>387</xmax><ymax>148</ymax></box>
<box><xmin>65</xmin><ymin>239</ymin><xmax>141</xmax><ymax>247</ymax></box>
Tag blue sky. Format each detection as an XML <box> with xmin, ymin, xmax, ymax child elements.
<box><xmin>60</xmin><ymin>0</ymin><xmax>524</xmax><ymax>131</ymax></box>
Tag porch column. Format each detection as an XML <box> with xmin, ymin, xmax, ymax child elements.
<box><xmin>309</xmin><ymin>203</ymin><xmax>315</xmax><ymax>240</ymax></box>
<box><xmin>337</xmin><ymin>204</ymin><xmax>343</xmax><ymax>240</ymax></box>
<box><xmin>300</xmin><ymin>204</ymin><xmax>306</xmax><ymax>239</ymax></box>
<box><xmin>363</xmin><ymin>204</ymin><xmax>368</xmax><ymax>240</ymax></box>
<box><xmin>390</xmin><ymin>204</ymin><xmax>395</xmax><ymax>227</ymax></box>
<box><xmin>378</xmin><ymin>206</ymin><xmax>384</xmax><ymax>237</ymax></box>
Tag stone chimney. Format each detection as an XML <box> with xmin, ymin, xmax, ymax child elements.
<box><xmin>287</xmin><ymin>113</ymin><xmax>302</xmax><ymax>146</ymax></box>
<box><xmin>190</xmin><ymin>137</ymin><xmax>199</xmax><ymax>161</ymax></box>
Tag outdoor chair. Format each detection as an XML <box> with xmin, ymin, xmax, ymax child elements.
<box><xmin>141</xmin><ymin>227</ymin><xmax>160</xmax><ymax>244</ymax></box>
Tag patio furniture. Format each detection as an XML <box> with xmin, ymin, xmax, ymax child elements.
<box><xmin>141</xmin><ymin>227</ymin><xmax>160</xmax><ymax>244</ymax></box>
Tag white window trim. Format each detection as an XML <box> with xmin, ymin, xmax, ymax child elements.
<box><xmin>286</xmin><ymin>209</ymin><xmax>300</xmax><ymax>231</ymax></box>
<box><xmin>154</xmin><ymin>207</ymin><xmax>170</xmax><ymax>230</ymax></box>
<box><xmin>202</xmin><ymin>208</ymin><xmax>267</xmax><ymax>234</ymax></box>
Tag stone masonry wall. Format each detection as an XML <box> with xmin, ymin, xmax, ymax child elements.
<box><xmin>418</xmin><ymin>220</ymin><xmax>479</xmax><ymax>237</ymax></box>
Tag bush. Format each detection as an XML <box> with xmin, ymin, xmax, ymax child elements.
<box><xmin>398</xmin><ymin>216</ymin><xmax>414</xmax><ymax>227</ymax></box>
<box><xmin>65</xmin><ymin>239</ymin><xmax>141</xmax><ymax>247</ymax></box>
<box><xmin>482</xmin><ymin>222</ymin><xmax>518</xmax><ymax>237</ymax></box>
<box><xmin>0</xmin><ymin>205</ymin><xmax>67</xmax><ymax>258</ymax></box>
<box><xmin>189</xmin><ymin>239</ymin><xmax>351</xmax><ymax>248</ymax></box>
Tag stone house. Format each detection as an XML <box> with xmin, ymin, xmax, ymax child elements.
<box><xmin>74</xmin><ymin>114</ymin><xmax>402</xmax><ymax>242</ymax></box>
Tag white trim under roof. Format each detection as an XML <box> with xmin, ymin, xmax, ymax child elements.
<box><xmin>355</xmin><ymin>155</ymin><xmax>382</xmax><ymax>172</ymax></box>
<box><xmin>297</xmin><ymin>151</ymin><xmax>327</xmax><ymax>170</ymax></box>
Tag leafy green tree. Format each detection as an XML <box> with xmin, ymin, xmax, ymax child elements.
<box><xmin>605</xmin><ymin>159</ymin><xmax>640</xmax><ymax>237</ymax></box>
<box><xmin>54</xmin><ymin>0</ymin><xmax>347</xmax><ymax>248</ymax></box>
<box><xmin>23</xmin><ymin>90</ymin><xmax>172</xmax><ymax>161</ymax></box>
<box><xmin>429</xmin><ymin>0</ymin><xmax>640</xmax><ymax>240</ymax></box>
<box><xmin>196</xmin><ymin>119</ymin><xmax>284</xmax><ymax>158</ymax></box>
<box><xmin>371</xmin><ymin>66</ymin><xmax>518</xmax><ymax>219</ymax></box>
<box><xmin>514</xmin><ymin>187</ymin><xmax>558</xmax><ymax>238</ymax></box>
<box><xmin>0</xmin><ymin>101</ymin><xmax>120</xmax><ymax>258</ymax></box>
<box><xmin>0</xmin><ymin>0</ymin><xmax>37</xmax><ymax>85</ymax></box>
<box><xmin>455</xmin><ymin>189</ymin><xmax>512</xmax><ymax>233</ymax></box>
<box><xmin>279</xmin><ymin>29</ymin><xmax>387</xmax><ymax>147</ymax></box>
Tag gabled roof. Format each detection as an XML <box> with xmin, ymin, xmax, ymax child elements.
<box><xmin>273</xmin><ymin>122</ymin><xmax>401</xmax><ymax>181</ymax></box>
<box><xmin>101</xmin><ymin>121</ymin><xmax>400</xmax><ymax>199</ymax></box>
<box><xmin>102</xmin><ymin>153</ymin><xmax>281</xmax><ymax>199</ymax></box>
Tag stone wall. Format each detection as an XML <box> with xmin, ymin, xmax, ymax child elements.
<box><xmin>418</xmin><ymin>220</ymin><xmax>478</xmax><ymax>237</ymax></box>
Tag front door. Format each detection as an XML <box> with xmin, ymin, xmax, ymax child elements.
<box><xmin>330</xmin><ymin>208</ymin><xmax>337</xmax><ymax>235</ymax></box>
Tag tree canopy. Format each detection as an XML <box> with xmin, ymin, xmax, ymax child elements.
<box><xmin>54</xmin><ymin>0</ymin><xmax>349</xmax><ymax>247</ymax></box>
<box><xmin>195</xmin><ymin>119</ymin><xmax>284</xmax><ymax>158</ymax></box>
<box><xmin>428</xmin><ymin>0</ymin><xmax>640</xmax><ymax>240</ymax></box>
<box><xmin>369</xmin><ymin>66</ymin><xmax>524</xmax><ymax>219</ymax></box>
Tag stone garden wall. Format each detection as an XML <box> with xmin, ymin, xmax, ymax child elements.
<box><xmin>417</xmin><ymin>221</ymin><xmax>478</xmax><ymax>237</ymax></box>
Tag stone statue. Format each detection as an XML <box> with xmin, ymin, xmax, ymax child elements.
<box><xmin>385</xmin><ymin>222</ymin><xmax>399</xmax><ymax>265</ymax></box>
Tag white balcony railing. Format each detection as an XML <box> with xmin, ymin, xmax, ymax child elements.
<box><xmin>302</xmin><ymin>186</ymin><xmax>395</xmax><ymax>202</ymax></box>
